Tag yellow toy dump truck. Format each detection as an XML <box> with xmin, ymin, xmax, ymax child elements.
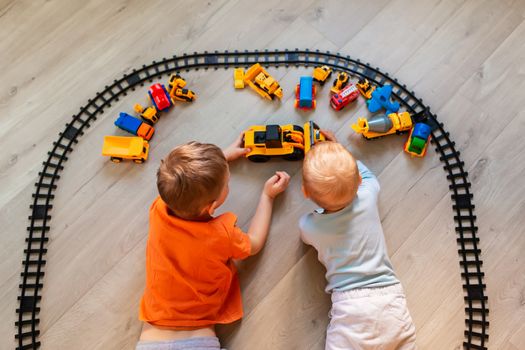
<box><xmin>242</xmin><ymin>63</ymin><xmax>283</xmax><ymax>100</ymax></box>
<box><xmin>102</xmin><ymin>136</ymin><xmax>149</xmax><ymax>163</ymax></box>
<box><xmin>243</xmin><ymin>121</ymin><xmax>325</xmax><ymax>162</ymax></box>
<box><xmin>351</xmin><ymin>112</ymin><xmax>413</xmax><ymax>140</ymax></box>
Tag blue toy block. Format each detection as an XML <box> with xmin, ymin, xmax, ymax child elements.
<box><xmin>299</xmin><ymin>76</ymin><xmax>313</xmax><ymax>108</ymax></box>
<box><xmin>366</xmin><ymin>85</ymin><xmax>400</xmax><ymax>115</ymax></box>
<box><xmin>412</xmin><ymin>122</ymin><xmax>431</xmax><ymax>140</ymax></box>
<box><xmin>115</xmin><ymin>112</ymin><xmax>142</xmax><ymax>135</ymax></box>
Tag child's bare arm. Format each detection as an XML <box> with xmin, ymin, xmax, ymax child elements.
<box><xmin>247</xmin><ymin>171</ymin><xmax>290</xmax><ymax>255</ymax></box>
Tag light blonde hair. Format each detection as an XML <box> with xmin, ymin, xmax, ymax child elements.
<box><xmin>302</xmin><ymin>142</ymin><xmax>360</xmax><ymax>210</ymax></box>
<box><xmin>157</xmin><ymin>141</ymin><xmax>228</xmax><ymax>219</ymax></box>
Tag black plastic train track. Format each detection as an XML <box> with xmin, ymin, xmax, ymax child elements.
<box><xmin>16</xmin><ymin>49</ymin><xmax>488</xmax><ymax>350</ymax></box>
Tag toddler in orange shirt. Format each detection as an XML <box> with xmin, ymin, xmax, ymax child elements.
<box><xmin>136</xmin><ymin>134</ymin><xmax>290</xmax><ymax>350</ymax></box>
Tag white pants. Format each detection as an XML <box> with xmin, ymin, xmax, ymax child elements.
<box><xmin>326</xmin><ymin>284</ymin><xmax>417</xmax><ymax>350</ymax></box>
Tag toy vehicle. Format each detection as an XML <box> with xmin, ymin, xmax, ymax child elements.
<box><xmin>114</xmin><ymin>112</ymin><xmax>155</xmax><ymax>141</ymax></box>
<box><xmin>102</xmin><ymin>136</ymin><xmax>149</xmax><ymax>164</ymax></box>
<box><xmin>330</xmin><ymin>83</ymin><xmax>359</xmax><ymax>111</ymax></box>
<box><xmin>356</xmin><ymin>78</ymin><xmax>375</xmax><ymax>99</ymax></box>
<box><xmin>366</xmin><ymin>84</ymin><xmax>400</xmax><ymax>115</ymax></box>
<box><xmin>134</xmin><ymin>103</ymin><xmax>159</xmax><ymax>125</ymax></box>
<box><xmin>148</xmin><ymin>83</ymin><xmax>173</xmax><ymax>111</ymax></box>
<box><xmin>234</xmin><ymin>68</ymin><xmax>245</xmax><ymax>89</ymax></box>
<box><xmin>167</xmin><ymin>74</ymin><xmax>196</xmax><ymax>102</ymax></box>
<box><xmin>243</xmin><ymin>63</ymin><xmax>283</xmax><ymax>100</ymax></box>
<box><xmin>294</xmin><ymin>76</ymin><xmax>316</xmax><ymax>110</ymax></box>
<box><xmin>404</xmin><ymin>122</ymin><xmax>431</xmax><ymax>157</ymax></box>
<box><xmin>312</xmin><ymin>66</ymin><xmax>332</xmax><ymax>85</ymax></box>
<box><xmin>351</xmin><ymin>111</ymin><xmax>413</xmax><ymax>140</ymax></box>
<box><xmin>330</xmin><ymin>72</ymin><xmax>349</xmax><ymax>94</ymax></box>
<box><xmin>243</xmin><ymin>121</ymin><xmax>324</xmax><ymax>162</ymax></box>
<box><xmin>304</xmin><ymin>121</ymin><xmax>325</xmax><ymax>153</ymax></box>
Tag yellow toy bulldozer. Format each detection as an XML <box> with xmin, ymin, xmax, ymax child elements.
<box><xmin>242</xmin><ymin>63</ymin><xmax>283</xmax><ymax>100</ymax></box>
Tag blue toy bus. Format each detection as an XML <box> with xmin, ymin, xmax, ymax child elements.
<box><xmin>294</xmin><ymin>76</ymin><xmax>316</xmax><ymax>110</ymax></box>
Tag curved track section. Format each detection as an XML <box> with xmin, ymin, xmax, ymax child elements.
<box><xmin>16</xmin><ymin>49</ymin><xmax>488</xmax><ymax>350</ymax></box>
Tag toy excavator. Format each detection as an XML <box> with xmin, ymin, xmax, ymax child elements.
<box><xmin>238</xmin><ymin>63</ymin><xmax>283</xmax><ymax>100</ymax></box>
<box><xmin>243</xmin><ymin>121</ymin><xmax>325</xmax><ymax>162</ymax></box>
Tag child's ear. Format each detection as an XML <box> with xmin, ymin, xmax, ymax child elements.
<box><xmin>207</xmin><ymin>200</ymin><xmax>219</xmax><ymax>216</ymax></box>
<box><xmin>301</xmin><ymin>184</ymin><xmax>309</xmax><ymax>198</ymax></box>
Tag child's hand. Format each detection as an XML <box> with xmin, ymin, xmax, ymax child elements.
<box><xmin>223</xmin><ymin>132</ymin><xmax>251</xmax><ymax>162</ymax></box>
<box><xmin>321</xmin><ymin>129</ymin><xmax>338</xmax><ymax>142</ymax></box>
<box><xmin>263</xmin><ymin>171</ymin><xmax>291</xmax><ymax>199</ymax></box>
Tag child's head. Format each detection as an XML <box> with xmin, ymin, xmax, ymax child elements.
<box><xmin>157</xmin><ymin>141</ymin><xmax>229</xmax><ymax>220</ymax></box>
<box><xmin>302</xmin><ymin>142</ymin><xmax>361</xmax><ymax>211</ymax></box>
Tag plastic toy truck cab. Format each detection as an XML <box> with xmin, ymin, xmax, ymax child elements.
<box><xmin>102</xmin><ymin>136</ymin><xmax>149</xmax><ymax>164</ymax></box>
<box><xmin>243</xmin><ymin>124</ymin><xmax>305</xmax><ymax>162</ymax></box>
<box><xmin>312</xmin><ymin>66</ymin><xmax>333</xmax><ymax>85</ymax></box>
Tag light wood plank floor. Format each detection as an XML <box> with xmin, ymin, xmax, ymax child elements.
<box><xmin>1</xmin><ymin>0</ymin><xmax>524</xmax><ymax>349</ymax></box>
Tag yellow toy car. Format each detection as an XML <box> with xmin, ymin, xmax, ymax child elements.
<box><xmin>330</xmin><ymin>72</ymin><xmax>350</xmax><ymax>94</ymax></box>
<box><xmin>243</xmin><ymin>63</ymin><xmax>283</xmax><ymax>100</ymax></box>
<box><xmin>356</xmin><ymin>78</ymin><xmax>375</xmax><ymax>99</ymax></box>
<box><xmin>351</xmin><ymin>112</ymin><xmax>413</xmax><ymax>140</ymax></box>
<box><xmin>312</xmin><ymin>65</ymin><xmax>333</xmax><ymax>85</ymax></box>
<box><xmin>234</xmin><ymin>68</ymin><xmax>245</xmax><ymax>89</ymax></box>
<box><xmin>102</xmin><ymin>136</ymin><xmax>149</xmax><ymax>163</ymax></box>
<box><xmin>243</xmin><ymin>121</ymin><xmax>324</xmax><ymax>162</ymax></box>
<box><xmin>134</xmin><ymin>103</ymin><xmax>159</xmax><ymax>125</ymax></box>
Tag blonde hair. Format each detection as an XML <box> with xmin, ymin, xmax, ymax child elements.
<box><xmin>157</xmin><ymin>142</ymin><xmax>228</xmax><ymax>219</ymax></box>
<box><xmin>302</xmin><ymin>142</ymin><xmax>360</xmax><ymax>210</ymax></box>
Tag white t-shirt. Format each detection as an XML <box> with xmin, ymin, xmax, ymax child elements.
<box><xmin>299</xmin><ymin>161</ymin><xmax>399</xmax><ymax>293</ymax></box>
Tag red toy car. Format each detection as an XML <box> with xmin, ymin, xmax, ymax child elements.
<box><xmin>148</xmin><ymin>83</ymin><xmax>173</xmax><ymax>111</ymax></box>
<box><xmin>330</xmin><ymin>83</ymin><xmax>359</xmax><ymax>111</ymax></box>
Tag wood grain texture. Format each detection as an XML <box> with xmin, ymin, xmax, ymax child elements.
<box><xmin>1</xmin><ymin>0</ymin><xmax>524</xmax><ymax>349</ymax></box>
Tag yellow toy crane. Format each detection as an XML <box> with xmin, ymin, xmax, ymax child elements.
<box><xmin>242</xmin><ymin>63</ymin><xmax>283</xmax><ymax>100</ymax></box>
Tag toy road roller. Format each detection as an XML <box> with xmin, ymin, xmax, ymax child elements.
<box><xmin>351</xmin><ymin>112</ymin><xmax>413</xmax><ymax>140</ymax></box>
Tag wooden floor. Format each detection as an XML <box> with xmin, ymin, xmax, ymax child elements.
<box><xmin>1</xmin><ymin>0</ymin><xmax>525</xmax><ymax>349</ymax></box>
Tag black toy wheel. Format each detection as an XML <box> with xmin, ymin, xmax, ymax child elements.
<box><xmin>248</xmin><ymin>154</ymin><xmax>271</xmax><ymax>163</ymax></box>
<box><xmin>110</xmin><ymin>157</ymin><xmax>122</xmax><ymax>163</ymax></box>
<box><xmin>283</xmin><ymin>148</ymin><xmax>305</xmax><ymax>161</ymax></box>
<box><xmin>134</xmin><ymin>158</ymin><xmax>145</xmax><ymax>164</ymax></box>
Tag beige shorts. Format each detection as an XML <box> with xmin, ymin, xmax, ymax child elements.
<box><xmin>326</xmin><ymin>284</ymin><xmax>417</xmax><ymax>350</ymax></box>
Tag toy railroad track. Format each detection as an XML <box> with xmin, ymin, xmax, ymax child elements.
<box><xmin>17</xmin><ymin>49</ymin><xmax>487</xmax><ymax>350</ymax></box>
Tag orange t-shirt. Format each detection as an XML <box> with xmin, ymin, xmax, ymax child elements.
<box><xmin>139</xmin><ymin>197</ymin><xmax>251</xmax><ymax>327</ymax></box>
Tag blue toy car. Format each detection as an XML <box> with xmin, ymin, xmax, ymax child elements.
<box><xmin>294</xmin><ymin>76</ymin><xmax>316</xmax><ymax>110</ymax></box>
<box><xmin>366</xmin><ymin>85</ymin><xmax>400</xmax><ymax>115</ymax></box>
<box><xmin>114</xmin><ymin>112</ymin><xmax>155</xmax><ymax>141</ymax></box>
